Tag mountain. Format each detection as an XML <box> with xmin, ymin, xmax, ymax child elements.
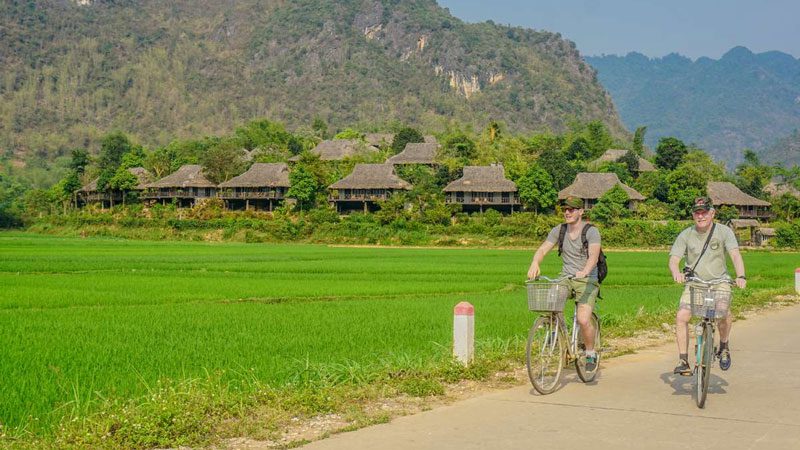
<box><xmin>761</xmin><ymin>129</ymin><xmax>800</xmax><ymax>166</ymax></box>
<box><xmin>0</xmin><ymin>0</ymin><xmax>624</xmax><ymax>162</ymax></box>
<box><xmin>586</xmin><ymin>47</ymin><xmax>800</xmax><ymax>166</ymax></box>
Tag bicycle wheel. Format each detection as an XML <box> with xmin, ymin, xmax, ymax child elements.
<box><xmin>695</xmin><ymin>323</ymin><xmax>713</xmax><ymax>408</ymax></box>
<box><xmin>526</xmin><ymin>315</ymin><xmax>565</xmax><ymax>395</ymax></box>
<box><xmin>576</xmin><ymin>312</ymin><xmax>601</xmax><ymax>383</ymax></box>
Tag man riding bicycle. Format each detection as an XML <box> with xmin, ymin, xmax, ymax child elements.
<box><xmin>527</xmin><ymin>196</ymin><xmax>601</xmax><ymax>372</ymax></box>
<box><xmin>669</xmin><ymin>197</ymin><xmax>747</xmax><ymax>376</ymax></box>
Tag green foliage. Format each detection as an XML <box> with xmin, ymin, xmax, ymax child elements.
<box><xmin>441</xmin><ymin>131</ymin><xmax>477</xmax><ymax>163</ymax></box>
<box><xmin>333</xmin><ymin>128</ymin><xmax>365</xmax><ymax>140</ymax></box>
<box><xmin>589</xmin><ymin>184</ymin><xmax>630</xmax><ymax>225</ymax></box>
<box><xmin>632</xmin><ymin>126</ymin><xmax>647</xmax><ymax>155</ymax></box>
<box><xmin>287</xmin><ymin>166</ymin><xmax>319</xmax><ymax>211</ymax></box>
<box><xmin>598</xmin><ymin>161</ymin><xmax>632</xmax><ymax>184</ymax></box>
<box><xmin>665</xmin><ymin>163</ymin><xmax>707</xmax><ymax>218</ymax></box>
<box><xmin>715</xmin><ymin>205</ymin><xmax>739</xmax><ymax>223</ymax></box>
<box><xmin>735</xmin><ymin>149</ymin><xmax>772</xmax><ymax>198</ymax></box>
<box><xmin>391</xmin><ymin>127</ymin><xmax>424</xmax><ymax>155</ymax></box>
<box><xmin>633</xmin><ymin>200</ymin><xmax>672</xmax><ymax>220</ymax></box>
<box><xmin>68</xmin><ymin>149</ymin><xmax>90</xmax><ymax>174</ymax></box>
<box><xmin>775</xmin><ymin>221</ymin><xmax>800</xmax><ymax>248</ymax></box>
<box><xmin>617</xmin><ymin>150</ymin><xmax>639</xmax><ymax>178</ymax></box>
<box><xmin>0</xmin><ymin>174</ymin><xmax>26</xmax><ymax>228</ymax></box>
<box><xmin>516</xmin><ymin>164</ymin><xmax>556</xmax><ymax>213</ymax></box>
<box><xmin>537</xmin><ymin>148</ymin><xmax>576</xmax><ymax>190</ymax></box>
<box><xmin>565</xmin><ymin>136</ymin><xmax>592</xmax><ymax>161</ymax></box>
<box><xmin>655</xmin><ymin>137</ymin><xmax>688</xmax><ymax>171</ymax></box>
<box><xmin>583</xmin><ymin>120</ymin><xmax>614</xmax><ymax>158</ymax></box>
<box><xmin>199</xmin><ymin>140</ymin><xmax>246</xmax><ymax>184</ymax></box>
<box><xmin>772</xmin><ymin>193</ymin><xmax>800</xmax><ymax>221</ymax></box>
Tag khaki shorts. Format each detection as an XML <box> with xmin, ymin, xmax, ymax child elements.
<box><xmin>560</xmin><ymin>277</ymin><xmax>599</xmax><ymax>308</ymax></box>
<box><xmin>678</xmin><ymin>282</ymin><xmax>732</xmax><ymax>314</ymax></box>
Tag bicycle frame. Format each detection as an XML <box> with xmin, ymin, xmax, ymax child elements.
<box><xmin>685</xmin><ymin>276</ymin><xmax>733</xmax><ymax>408</ymax></box>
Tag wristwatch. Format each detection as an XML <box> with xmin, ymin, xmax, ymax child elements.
<box><xmin>736</xmin><ymin>275</ymin><xmax>746</xmax><ymax>280</ymax></box>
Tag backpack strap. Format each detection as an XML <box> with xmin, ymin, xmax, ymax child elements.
<box><xmin>581</xmin><ymin>223</ymin><xmax>594</xmax><ymax>255</ymax></box>
<box><xmin>556</xmin><ymin>223</ymin><xmax>568</xmax><ymax>256</ymax></box>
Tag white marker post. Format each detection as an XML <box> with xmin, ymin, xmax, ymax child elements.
<box><xmin>453</xmin><ymin>302</ymin><xmax>474</xmax><ymax>365</ymax></box>
<box><xmin>796</xmin><ymin>268</ymin><xmax>800</xmax><ymax>294</ymax></box>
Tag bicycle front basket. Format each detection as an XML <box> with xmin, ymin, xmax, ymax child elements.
<box><xmin>526</xmin><ymin>282</ymin><xmax>569</xmax><ymax>312</ymax></box>
<box><xmin>688</xmin><ymin>287</ymin><xmax>732</xmax><ymax>319</ymax></box>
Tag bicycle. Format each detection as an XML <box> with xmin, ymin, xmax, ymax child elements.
<box><xmin>685</xmin><ymin>276</ymin><xmax>734</xmax><ymax>408</ymax></box>
<box><xmin>525</xmin><ymin>275</ymin><xmax>601</xmax><ymax>394</ymax></box>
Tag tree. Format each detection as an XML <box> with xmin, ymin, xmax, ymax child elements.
<box><xmin>517</xmin><ymin>164</ymin><xmax>557</xmax><ymax>213</ymax></box>
<box><xmin>598</xmin><ymin>161</ymin><xmax>632</xmax><ymax>184</ymax></box>
<box><xmin>333</xmin><ymin>128</ymin><xmax>364</xmax><ymax>140</ymax></box>
<box><xmin>200</xmin><ymin>140</ymin><xmax>246</xmax><ymax>184</ymax></box>
<box><xmin>98</xmin><ymin>132</ymin><xmax>132</xmax><ymax>172</ymax></box>
<box><xmin>617</xmin><ymin>150</ymin><xmax>639</xmax><ymax>178</ymax></box>
<box><xmin>589</xmin><ymin>184</ymin><xmax>630</xmax><ymax>225</ymax></box>
<box><xmin>287</xmin><ymin>166</ymin><xmax>319</xmax><ymax>211</ymax></box>
<box><xmin>441</xmin><ymin>131</ymin><xmax>476</xmax><ymax>162</ymax></box>
<box><xmin>68</xmin><ymin>148</ymin><xmax>90</xmax><ymax>174</ymax></box>
<box><xmin>391</xmin><ymin>127</ymin><xmax>424</xmax><ymax>155</ymax></box>
<box><xmin>632</xmin><ymin>126</ymin><xmax>647</xmax><ymax>155</ymax></box>
<box><xmin>312</xmin><ymin>117</ymin><xmax>328</xmax><ymax>139</ymax></box>
<box><xmin>107</xmin><ymin>167</ymin><xmax>138</xmax><ymax>206</ymax></box>
<box><xmin>654</xmin><ymin>137</ymin><xmax>688</xmax><ymax>171</ymax></box>
<box><xmin>716</xmin><ymin>205</ymin><xmax>739</xmax><ymax>223</ymax></box>
<box><xmin>735</xmin><ymin>149</ymin><xmax>771</xmax><ymax>198</ymax></box>
<box><xmin>234</xmin><ymin>118</ymin><xmax>297</xmax><ymax>151</ymax></box>
<box><xmin>584</xmin><ymin>121</ymin><xmax>614</xmax><ymax>158</ymax></box>
<box><xmin>538</xmin><ymin>148</ymin><xmax>577</xmax><ymax>190</ymax></box>
<box><xmin>120</xmin><ymin>146</ymin><xmax>146</xmax><ymax>169</ymax></box>
<box><xmin>565</xmin><ymin>137</ymin><xmax>592</xmax><ymax>161</ymax></box>
<box><xmin>96</xmin><ymin>132</ymin><xmax>133</xmax><ymax>191</ymax></box>
<box><xmin>665</xmin><ymin>163</ymin><xmax>707</xmax><ymax>218</ymax></box>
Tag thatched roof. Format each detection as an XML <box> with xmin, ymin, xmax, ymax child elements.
<box><xmin>145</xmin><ymin>165</ymin><xmax>217</xmax><ymax>189</ymax></box>
<box><xmin>79</xmin><ymin>167</ymin><xmax>153</xmax><ymax>192</ymax></box>
<box><xmin>291</xmin><ymin>139</ymin><xmax>378</xmax><ymax>161</ymax></box>
<box><xmin>365</xmin><ymin>133</ymin><xmax>394</xmax><ymax>147</ymax></box>
<box><xmin>443</xmin><ymin>165</ymin><xmax>517</xmax><ymax>193</ymax></box>
<box><xmin>758</xmin><ymin>227</ymin><xmax>776</xmax><ymax>237</ymax></box>
<box><xmin>728</xmin><ymin>219</ymin><xmax>761</xmax><ymax>228</ymax></box>
<box><xmin>558</xmin><ymin>172</ymin><xmax>645</xmax><ymax>201</ymax></box>
<box><xmin>218</xmin><ymin>163</ymin><xmax>290</xmax><ymax>188</ymax></box>
<box><xmin>763</xmin><ymin>181</ymin><xmax>800</xmax><ymax>198</ymax></box>
<box><xmin>707</xmin><ymin>182</ymin><xmax>771</xmax><ymax>207</ymax></box>
<box><xmin>329</xmin><ymin>164</ymin><xmax>412</xmax><ymax>190</ymax></box>
<box><xmin>386</xmin><ymin>142</ymin><xmax>438</xmax><ymax>165</ymax></box>
<box><xmin>589</xmin><ymin>149</ymin><xmax>656</xmax><ymax>172</ymax></box>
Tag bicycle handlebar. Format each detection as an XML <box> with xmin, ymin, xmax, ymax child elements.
<box><xmin>685</xmin><ymin>276</ymin><xmax>735</xmax><ymax>286</ymax></box>
<box><xmin>526</xmin><ymin>275</ymin><xmax>573</xmax><ymax>283</ymax></box>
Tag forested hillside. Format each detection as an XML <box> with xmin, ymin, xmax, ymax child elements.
<box><xmin>0</xmin><ymin>0</ymin><xmax>624</xmax><ymax>167</ymax></box>
<box><xmin>586</xmin><ymin>47</ymin><xmax>800</xmax><ymax>166</ymax></box>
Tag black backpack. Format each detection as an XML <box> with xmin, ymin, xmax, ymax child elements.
<box><xmin>557</xmin><ymin>223</ymin><xmax>608</xmax><ymax>284</ymax></box>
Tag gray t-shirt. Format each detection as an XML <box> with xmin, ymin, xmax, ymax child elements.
<box><xmin>669</xmin><ymin>223</ymin><xmax>739</xmax><ymax>280</ymax></box>
<box><xmin>545</xmin><ymin>223</ymin><xmax>601</xmax><ymax>278</ymax></box>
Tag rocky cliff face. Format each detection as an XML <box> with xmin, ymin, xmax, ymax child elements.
<box><xmin>1</xmin><ymin>0</ymin><xmax>625</xmax><ymax>158</ymax></box>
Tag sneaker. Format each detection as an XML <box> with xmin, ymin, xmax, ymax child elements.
<box><xmin>718</xmin><ymin>348</ymin><xmax>731</xmax><ymax>371</ymax></box>
<box><xmin>673</xmin><ymin>359</ymin><xmax>692</xmax><ymax>376</ymax></box>
<box><xmin>585</xmin><ymin>354</ymin><xmax>598</xmax><ymax>372</ymax></box>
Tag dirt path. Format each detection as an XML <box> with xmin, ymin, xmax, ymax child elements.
<box><xmin>297</xmin><ymin>303</ymin><xmax>800</xmax><ymax>450</ymax></box>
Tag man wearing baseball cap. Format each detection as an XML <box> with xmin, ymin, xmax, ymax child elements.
<box><xmin>527</xmin><ymin>195</ymin><xmax>602</xmax><ymax>372</ymax></box>
<box><xmin>668</xmin><ymin>196</ymin><xmax>746</xmax><ymax>375</ymax></box>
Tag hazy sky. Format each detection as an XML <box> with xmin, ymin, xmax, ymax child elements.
<box><xmin>437</xmin><ymin>0</ymin><xmax>800</xmax><ymax>59</ymax></box>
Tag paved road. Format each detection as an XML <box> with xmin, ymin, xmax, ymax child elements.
<box><xmin>302</xmin><ymin>303</ymin><xmax>800</xmax><ymax>450</ymax></box>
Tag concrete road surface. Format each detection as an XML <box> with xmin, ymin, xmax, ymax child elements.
<box><xmin>302</xmin><ymin>303</ymin><xmax>800</xmax><ymax>450</ymax></box>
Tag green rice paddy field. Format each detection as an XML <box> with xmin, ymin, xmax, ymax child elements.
<box><xmin>0</xmin><ymin>232</ymin><xmax>797</xmax><ymax>441</ymax></box>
